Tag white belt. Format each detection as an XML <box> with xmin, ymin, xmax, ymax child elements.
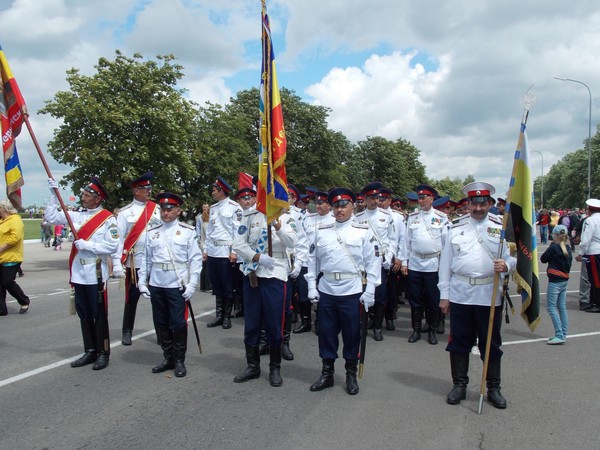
<box><xmin>322</xmin><ymin>272</ymin><xmax>360</xmax><ymax>281</ymax></box>
<box><xmin>454</xmin><ymin>274</ymin><xmax>494</xmax><ymax>286</ymax></box>
<box><xmin>210</xmin><ymin>240</ymin><xmax>230</xmax><ymax>246</ymax></box>
<box><xmin>156</xmin><ymin>262</ymin><xmax>188</xmax><ymax>271</ymax></box>
<box><xmin>413</xmin><ymin>251</ymin><xmax>440</xmax><ymax>259</ymax></box>
<box><xmin>79</xmin><ymin>258</ymin><xmax>99</xmax><ymax>265</ymax></box>
<box><xmin>267</xmin><ymin>252</ymin><xmax>287</xmax><ymax>259</ymax></box>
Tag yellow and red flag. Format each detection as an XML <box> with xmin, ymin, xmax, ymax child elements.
<box><xmin>0</xmin><ymin>45</ymin><xmax>26</xmax><ymax>210</ymax></box>
<box><xmin>256</xmin><ymin>1</ymin><xmax>288</xmax><ymax>223</ymax></box>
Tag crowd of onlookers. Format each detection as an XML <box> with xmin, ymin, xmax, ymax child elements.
<box><xmin>536</xmin><ymin>207</ymin><xmax>584</xmax><ymax>247</ymax></box>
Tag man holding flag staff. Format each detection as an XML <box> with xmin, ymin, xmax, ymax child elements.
<box><xmin>438</xmin><ymin>181</ymin><xmax>515</xmax><ymax>409</ymax></box>
<box><xmin>113</xmin><ymin>171</ymin><xmax>160</xmax><ymax>346</ymax></box>
<box><xmin>137</xmin><ymin>193</ymin><xmax>201</xmax><ymax>378</ymax></box>
<box><xmin>46</xmin><ymin>177</ymin><xmax>120</xmax><ymax>371</ymax></box>
<box><xmin>306</xmin><ymin>188</ymin><xmax>381</xmax><ymax>395</ymax></box>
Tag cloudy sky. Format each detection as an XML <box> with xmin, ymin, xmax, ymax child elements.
<box><xmin>1</xmin><ymin>0</ymin><xmax>599</xmax><ymax>206</ymax></box>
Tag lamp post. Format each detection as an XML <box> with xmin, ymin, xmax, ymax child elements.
<box><xmin>531</xmin><ymin>149</ymin><xmax>544</xmax><ymax>209</ymax></box>
<box><xmin>553</xmin><ymin>77</ymin><xmax>593</xmax><ymax>200</ymax></box>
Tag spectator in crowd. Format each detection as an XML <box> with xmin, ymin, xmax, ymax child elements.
<box><xmin>537</xmin><ymin>209</ymin><xmax>549</xmax><ymax>244</ymax></box>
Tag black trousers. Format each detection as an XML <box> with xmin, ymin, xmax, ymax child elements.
<box><xmin>0</xmin><ymin>263</ymin><xmax>30</xmax><ymax>314</ymax></box>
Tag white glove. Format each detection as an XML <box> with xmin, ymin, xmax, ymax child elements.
<box><xmin>111</xmin><ymin>264</ymin><xmax>124</xmax><ymax>278</ymax></box>
<box><xmin>139</xmin><ymin>284</ymin><xmax>151</xmax><ymax>299</ymax></box>
<box><xmin>382</xmin><ymin>259</ymin><xmax>391</xmax><ymax>270</ymax></box>
<box><xmin>48</xmin><ymin>178</ymin><xmax>59</xmax><ymax>190</ymax></box>
<box><xmin>308</xmin><ymin>288</ymin><xmax>320</xmax><ymax>303</ymax></box>
<box><xmin>258</xmin><ymin>254</ymin><xmax>275</xmax><ymax>269</ymax></box>
<box><xmin>289</xmin><ymin>265</ymin><xmax>302</xmax><ymax>279</ymax></box>
<box><xmin>74</xmin><ymin>239</ymin><xmax>94</xmax><ymax>252</ymax></box>
<box><xmin>360</xmin><ymin>291</ymin><xmax>375</xmax><ymax>312</ymax></box>
<box><xmin>182</xmin><ymin>284</ymin><xmax>196</xmax><ymax>299</ymax></box>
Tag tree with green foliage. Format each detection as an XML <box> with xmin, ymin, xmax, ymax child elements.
<box><xmin>431</xmin><ymin>175</ymin><xmax>475</xmax><ymax>201</ymax></box>
<box><xmin>39</xmin><ymin>51</ymin><xmax>200</xmax><ymax>210</ymax></box>
<box><xmin>346</xmin><ymin>136</ymin><xmax>426</xmax><ymax>194</ymax></box>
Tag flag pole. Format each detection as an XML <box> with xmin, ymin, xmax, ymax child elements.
<box><xmin>477</xmin><ymin>91</ymin><xmax>536</xmax><ymax>414</ymax></box>
<box><xmin>23</xmin><ymin>115</ymin><xmax>78</xmax><ymax>239</ymax></box>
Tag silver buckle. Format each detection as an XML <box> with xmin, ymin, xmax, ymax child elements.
<box><xmin>334</xmin><ymin>272</ymin><xmax>342</xmax><ymax>280</ymax></box>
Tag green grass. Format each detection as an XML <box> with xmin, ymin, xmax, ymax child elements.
<box><xmin>22</xmin><ymin>218</ymin><xmax>43</xmax><ymax>240</ymax></box>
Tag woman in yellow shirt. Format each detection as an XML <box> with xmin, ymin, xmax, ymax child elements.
<box><xmin>0</xmin><ymin>200</ymin><xmax>30</xmax><ymax>315</ymax></box>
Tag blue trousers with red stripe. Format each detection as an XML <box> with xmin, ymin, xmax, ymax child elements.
<box><xmin>149</xmin><ymin>286</ymin><xmax>188</xmax><ymax>333</ymax></box>
<box><xmin>446</xmin><ymin>303</ymin><xmax>503</xmax><ymax>360</ymax></box>
<box><xmin>317</xmin><ymin>291</ymin><xmax>361</xmax><ymax>360</ymax></box>
<box><xmin>243</xmin><ymin>276</ymin><xmax>286</xmax><ymax>347</ymax></box>
<box><xmin>585</xmin><ymin>254</ymin><xmax>600</xmax><ymax>306</ymax></box>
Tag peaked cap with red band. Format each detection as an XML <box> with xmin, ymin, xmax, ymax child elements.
<box><xmin>462</xmin><ymin>181</ymin><xmax>495</xmax><ymax>203</ymax></box>
<box><xmin>156</xmin><ymin>192</ymin><xmax>183</xmax><ymax>209</ymax></box>
<box><xmin>130</xmin><ymin>171</ymin><xmax>153</xmax><ymax>188</ymax></box>
<box><xmin>84</xmin><ymin>177</ymin><xmax>109</xmax><ymax>200</ymax></box>
<box><xmin>214</xmin><ymin>176</ymin><xmax>232</xmax><ymax>194</ymax></box>
<box><xmin>328</xmin><ymin>187</ymin><xmax>356</xmax><ymax>205</ymax></box>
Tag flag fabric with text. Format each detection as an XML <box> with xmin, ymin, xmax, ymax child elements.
<box><xmin>0</xmin><ymin>45</ymin><xmax>26</xmax><ymax>210</ymax></box>
<box><xmin>256</xmin><ymin>2</ymin><xmax>288</xmax><ymax>223</ymax></box>
<box><xmin>506</xmin><ymin>120</ymin><xmax>540</xmax><ymax>331</ymax></box>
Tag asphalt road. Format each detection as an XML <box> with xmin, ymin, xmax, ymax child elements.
<box><xmin>1</xmin><ymin>240</ymin><xmax>599</xmax><ymax>449</ymax></box>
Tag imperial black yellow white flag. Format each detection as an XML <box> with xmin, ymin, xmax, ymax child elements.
<box><xmin>506</xmin><ymin>120</ymin><xmax>541</xmax><ymax>331</ymax></box>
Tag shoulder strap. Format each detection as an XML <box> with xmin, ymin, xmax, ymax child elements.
<box><xmin>121</xmin><ymin>201</ymin><xmax>158</xmax><ymax>264</ymax></box>
<box><xmin>69</xmin><ymin>209</ymin><xmax>113</xmax><ymax>282</ymax></box>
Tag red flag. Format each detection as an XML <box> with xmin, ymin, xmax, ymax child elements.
<box><xmin>0</xmin><ymin>45</ymin><xmax>26</xmax><ymax>210</ymax></box>
<box><xmin>238</xmin><ymin>171</ymin><xmax>254</xmax><ymax>190</ymax></box>
<box><xmin>256</xmin><ymin>1</ymin><xmax>288</xmax><ymax>223</ymax></box>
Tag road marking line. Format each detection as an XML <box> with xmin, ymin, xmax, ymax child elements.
<box><xmin>0</xmin><ymin>310</ymin><xmax>214</xmax><ymax>388</ymax></box>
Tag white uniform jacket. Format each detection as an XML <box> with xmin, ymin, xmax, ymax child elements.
<box><xmin>116</xmin><ymin>199</ymin><xmax>161</xmax><ymax>269</ymax></box>
<box><xmin>204</xmin><ymin>198</ymin><xmax>242</xmax><ymax>258</ymax></box>
<box><xmin>401</xmin><ymin>208</ymin><xmax>448</xmax><ymax>272</ymax></box>
<box><xmin>138</xmin><ymin>220</ymin><xmax>202</xmax><ymax>290</ymax></box>
<box><xmin>437</xmin><ymin>214</ymin><xmax>516</xmax><ymax>307</ymax></box>
<box><xmin>233</xmin><ymin>210</ymin><xmax>297</xmax><ymax>282</ymax></box>
<box><xmin>296</xmin><ymin>211</ymin><xmax>335</xmax><ymax>269</ymax></box>
<box><xmin>287</xmin><ymin>205</ymin><xmax>307</xmax><ymax>271</ymax></box>
<box><xmin>579</xmin><ymin>212</ymin><xmax>600</xmax><ymax>256</ymax></box>
<box><xmin>305</xmin><ymin>219</ymin><xmax>382</xmax><ymax>296</ymax></box>
<box><xmin>354</xmin><ymin>207</ymin><xmax>397</xmax><ymax>267</ymax></box>
<box><xmin>45</xmin><ymin>199</ymin><xmax>119</xmax><ymax>285</ymax></box>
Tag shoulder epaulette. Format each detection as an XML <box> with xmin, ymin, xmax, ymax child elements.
<box><xmin>352</xmin><ymin>223</ymin><xmax>369</xmax><ymax>229</ymax></box>
<box><xmin>179</xmin><ymin>222</ymin><xmax>195</xmax><ymax>230</ymax></box>
<box><xmin>451</xmin><ymin>215</ymin><xmax>470</xmax><ymax>228</ymax></box>
<box><xmin>210</xmin><ymin>203</ymin><xmax>218</xmax><ymax>209</ymax></box>
<box><xmin>433</xmin><ymin>209</ymin><xmax>448</xmax><ymax>219</ymax></box>
<box><xmin>243</xmin><ymin>210</ymin><xmax>260</xmax><ymax>218</ymax></box>
<box><xmin>409</xmin><ymin>211</ymin><xmax>419</xmax><ymax>217</ymax></box>
<box><xmin>488</xmin><ymin>213</ymin><xmax>503</xmax><ymax>225</ymax></box>
<box><xmin>319</xmin><ymin>223</ymin><xmax>335</xmax><ymax>229</ymax></box>
<box><xmin>119</xmin><ymin>202</ymin><xmax>134</xmax><ymax>212</ymax></box>
<box><xmin>378</xmin><ymin>208</ymin><xmax>390</xmax><ymax>216</ymax></box>
<box><xmin>305</xmin><ymin>212</ymin><xmax>318</xmax><ymax>218</ymax></box>
<box><xmin>228</xmin><ymin>199</ymin><xmax>240</xmax><ymax>207</ymax></box>
<box><xmin>149</xmin><ymin>223</ymin><xmax>164</xmax><ymax>232</ymax></box>
<box><xmin>355</xmin><ymin>210</ymin><xmax>366</xmax><ymax>217</ymax></box>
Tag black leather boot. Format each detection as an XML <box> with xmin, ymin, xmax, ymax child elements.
<box><xmin>206</xmin><ymin>296</ymin><xmax>224</xmax><ymax>328</ymax></box>
<box><xmin>486</xmin><ymin>359</ymin><xmax>507</xmax><ymax>409</ymax></box>
<box><xmin>259</xmin><ymin>329</ymin><xmax>269</xmax><ymax>355</ymax></box>
<box><xmin>385</xmin><ymin>316</ymin><xmax>395</xmax><ymax>331</ymax></box>
<box><xmin>92</xmin><ymin>319</ymin><xmax>110</xmax><ymax>370</ymax></box>
<box><xmin>427</xmin><ymin>329</ymin><xmax>438</xmax><ymax>345</ymax></box>
<box><xmin>222</xmin><ymin>298</ymin><xmax>233</xmax><ymax>329</ymax></box>
<box><xmin>293</xmin><ymin>302</ymin><xmax>312</xmax><ymax>333</ymax></box>
<box><xmin>269</xmin><ymin>346</ymin><xmax>283</xmax><ymax>387</ymax></box>
<box><xmin>234</xmin><ymin>344</ymin><xmax>261</xmax><ymax>383</ymax></box>
<box><xmin>447</xmin><ymin>352</ymin><xmax>469</xmax><ymax>405</ymax></box>
<box><xmin>345</xmin><ymin>359</ymin><xmax>359</xmax><ymax>395</ymax></box>
<box><xmin>152</xmin><ymin>327</ymin><xmax>175</xmax><ymax>373</ymax></box>
<box><xmin>281</xmin><ymin>315</ymin><xmax>294</xmax><ymax>361</ymax></box>
<box><xmin>408</xmin><ymin>308</ymin><xmax>422</xmax><ymax>343</ymax></box>
<box><xmin>121</xmin><ymin>288</ymin><xmax>138</xmax><ymax>345</ymax></box>
<box><xmin>173</xmin><ymin>327</ymin><xmax>188</xmax><ymax>377</ymax></box>
<box><xmin>436</xmin><ymin>313</ymin><xmax>446</xmax><ymax>334</ymax></box>
<box><xmin>373</xmin><ymin>303</ymin><xmax>384</xmax><ymax>342</ymax></box>
<box><xmin>310</xmin><ymin>358</ymin><xmax>335</xmax><ymax>391</ymax></box>
<box><xmin>71</xmin><ymin>318</ymin><xmax>97</xmax><ymax>368</ymax></box>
